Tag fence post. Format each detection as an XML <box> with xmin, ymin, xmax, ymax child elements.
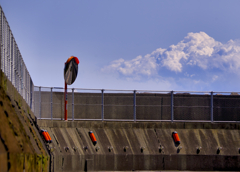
<box><xmin>211</xmin><ymin>91</ymin><xmax>213</xmax><ymax>122</ymax></box>
<box><xmin>72</xmin><ymin>88</ymin><xmax>74</xmax><ymax>121</ymax></box>
<box><xmin>39</xmin><ymin>86</ymin><xmax>41</xmax><ymax>119</ymax></box>
<box><xmin>51</xmin><ymin>87</ymin><xmax>53</xmax><ymax>120</ymax></box>
<box><xmin>171</xmin><ymin>91</ymin><xmax>174</xmax><ymax>122</ymax></box>
<box><xmin>101</xmin><ymin>89</ymin><xmax>104</xmax><ymax>121</ymax></box>
<box><xmin>133</xmin><ymin>90</ymin><xmax>136</xmax><ymax>122</ymax></box>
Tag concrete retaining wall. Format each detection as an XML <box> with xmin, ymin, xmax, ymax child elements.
<box><xmin>38</xmin><ymin>120</ymin><xmax>240</xmax><ymax>171</ymax></box>
<box><xmin>0</xmin><ymin>71</ymin><xmax>49</xmax><ymax>172</ymax></box>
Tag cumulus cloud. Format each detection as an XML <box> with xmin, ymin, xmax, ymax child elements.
<box><xmin>155</xmin><ymin>32</ymin><xmax>240</xmax><ymax>73</ymax></box>
<box><xmin>101</xmin><ymin>32</ymin><xmax>240</xmax><ymax>90</ymax></box>
<box><xmin>102</xmin><ymin>55</ymin><xmax>157</xmax><ymax>77</ymax></box>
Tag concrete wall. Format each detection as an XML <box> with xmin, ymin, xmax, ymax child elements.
<box><xmin>35</xmin><ymin>91</ymin><xmax>240</xmax><ymax>121</ymax></box>
<box><xmin>0</xmin><ymin>71</ymin><xmax>49</xmax><ymax>172</ymax></box>
<box><xmin>38</xmin><ymin>120</ymin><xmax>240</xmax><ymax>171</ymax></box>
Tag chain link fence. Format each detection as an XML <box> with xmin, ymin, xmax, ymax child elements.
<box><xmin>0</xmin><ymin>6</ymin><xmax>34</xmax><ymax>110</ymax></box>
<box><xmin>173</xmin><ymin>91</ymin><xmax>211</xmax><ymax>121</ymax></box>
<box><xmin>213</xmin><ymin>92</ymin><xmax>240</xmax><ymax>121</ymax></box>
<box><xmin>34</xmin><ymin>86</ymin><xmax>240</xmax><ymax>122</ymax></box>
<box><xmin>136</xmin><ymin>90</ymin><xmax>171</xmax><ymax>121</ymax></box>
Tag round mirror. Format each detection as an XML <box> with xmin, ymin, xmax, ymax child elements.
<box><xmin>64</xmin><ymin>56</ymin><xmax>79</xmax><ymax>85</ymax></box>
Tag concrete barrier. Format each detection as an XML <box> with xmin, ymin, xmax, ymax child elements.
<box><xmin>38</xmin><ymin>120</ymin><xmax>240</xmax><ymax>171</ymax></box>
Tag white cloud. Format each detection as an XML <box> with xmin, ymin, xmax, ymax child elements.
<box><xmin>102</xmin><ymin>55</ymin><xmax>157</xmax><ymax>77</ymax></box>
<box><xmin>157</xmin><ymin>32</ymin><xmax>224</xmax><ymax>72</ymax></box>
<box><xmin>184</xmin><ymin>72</ymin><xmax>195</xmax><ymax>77</ymax></box>
<box><xmin>103</xmin><ymin>32</ymin><xmax>240</xmax><ymax>75</ymax></box>
<box><xmin>101</xmin><ymin>32</ymin><xmax>240</xmax><ymax>91</ymax></box>
<box><xmin>212</xmin><ymin>75</ymin><xmax>218</xmax><ymax>82</ymax></box>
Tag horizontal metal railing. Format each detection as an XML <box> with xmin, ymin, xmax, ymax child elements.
<box><xmin>34</xmin><ymin>86</ymin><xmax>240</xmax><ymax>122</ymax></box>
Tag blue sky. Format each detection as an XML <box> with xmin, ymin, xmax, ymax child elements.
<box><xmin>1</xmin><ymin>0</ymin><xmax>240</xmax><ymax>91</ymax></box>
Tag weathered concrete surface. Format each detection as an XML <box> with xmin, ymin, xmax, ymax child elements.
<box><xmin>36</xmin><ymin>91</ymin><xmax>240</xmax><ymax>121</ymax></box>
<box><xmin>0</xmin><ymin>71</ymin><xmax>49</xmax><ymax>172</ymax></box>
<box><xmin>38</xmin><ymin>120</ymin><xmax>240</xmax><ymax>171</ymax></box>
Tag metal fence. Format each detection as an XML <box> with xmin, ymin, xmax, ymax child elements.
<box><xmin>34</xmin><ymin>86</ymin><xmax>240</xmax><ymax>122</ymax></box>
<box><xmin>0</xmin><ymin>6</ymin><xmax>34</xmax><ymax>109</ymax></box>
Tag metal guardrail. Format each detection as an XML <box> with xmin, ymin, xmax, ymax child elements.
<box><xmin>34</xmin><ymin>86</ymin><xmax>240</xmax><ymax>122</ymax></box>
<box><xmin>0</xmin><ymin>6</ymin><xmax>34</xmax><ymax>109</ymax></box>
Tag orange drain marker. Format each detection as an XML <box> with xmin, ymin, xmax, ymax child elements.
<box><xmin>41</xmin><ymin>130</ymin><xmax>52</xmax><ymax>143</ymax></box>
<box><xmin>45</xmin><ymin>131</ymin><xmax>52</xmax><ymax>143</ymax></box>
<box><xmin>172</xmin><ymin>131</ymin><xmax>180</xmax><ymax>144</ymax></box>
<box><xmin>89</xmin><ymin>131</ymin><xmax>97</xmax><ymax>145</ymax></box>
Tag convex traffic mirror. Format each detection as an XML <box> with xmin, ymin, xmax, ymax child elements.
<box><xmin>64</xmin><ymin>56</ymin><xmax>79</xmax><ymax>85</ymax></box>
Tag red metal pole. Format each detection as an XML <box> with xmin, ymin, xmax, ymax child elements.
<box><xmin>64</xmin><ymin>81</ymin><xmax>67</xmax><ymax>121</ymax></box>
